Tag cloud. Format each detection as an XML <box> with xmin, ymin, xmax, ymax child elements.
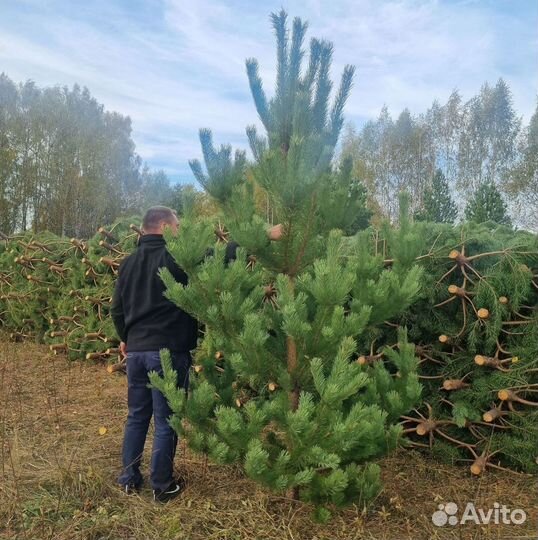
<box><xmin>0</xmin><ymin>0</ymin><xmax>536</xmax><ymax>182</ymax></box>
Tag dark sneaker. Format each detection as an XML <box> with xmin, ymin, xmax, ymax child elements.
<box><xmin>153</xmin><ymin>478</ymin><xmax>185</xmax><ymax>503</ymax></box>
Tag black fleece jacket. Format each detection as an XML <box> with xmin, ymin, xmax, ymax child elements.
<box><xmin>111</xmin><ymin>234</ymin><xmax>198</xmax><ymax>352</ymax></box>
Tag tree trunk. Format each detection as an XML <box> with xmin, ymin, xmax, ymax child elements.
<box><xmin>286</xmin><ymin>277</ymin><xmax>300</xmax><ymax>500</ymax></box>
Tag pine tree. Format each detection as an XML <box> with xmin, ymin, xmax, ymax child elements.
<box><xmin>336</xmin><ymin>155</ymin><xmax>372</xmax><ymax>235</ymax></box>
<box><xmin>149</xmin><ymin>11</ymin><xmax>422</xmax><ymax>519</ymax></box>
<box><xmin>415</xmin><ymin>169</ymin><xmax>458</xmax><ymax>223</ymax></box>
<box><xmin>464</xmin><ymin>182</ymin><xmax>511</xmax><ymax>226</ymax></box>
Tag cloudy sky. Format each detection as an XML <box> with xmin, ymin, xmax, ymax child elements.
<box><xmin>1</xmin><ymin>0</ymin><xmax>537</xmax><ymax>182</ymax></box>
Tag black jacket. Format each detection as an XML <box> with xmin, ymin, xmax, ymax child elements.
<box><xmin>111</xmin><ymin>234</ymin><xmax>198</xmax><ymax>352</ymax></box>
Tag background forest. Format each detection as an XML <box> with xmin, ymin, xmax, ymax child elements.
<box><xmin>0</xmin><ymin>72</ymin><xmax>537</xmax><ymax>235</ymax></box>
<box><xmin>0</xmin><ymin>74</ymin><xmax>211</xmax><ymax>237</ymax></box>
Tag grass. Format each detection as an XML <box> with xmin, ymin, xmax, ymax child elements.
<box><xmin>0</xmin><ymin>338</ymin><xmax>537</xmax><ymax>540</ymax></box>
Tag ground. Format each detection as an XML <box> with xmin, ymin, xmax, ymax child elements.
<box><xmin>0</xmin><ymin>338</ymin><xmax>536</xmax><ymax>540</ymax></box>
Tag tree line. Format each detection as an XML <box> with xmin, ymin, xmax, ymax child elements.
<box><xmin>341</xmin><ymin>79</ymin><xmax>537</xmax><ymax>229</ymax></box>
<box><xmin>1</xmin><ymin>73</ymin><xmax>536</xmax><ymax>235</ymax></box>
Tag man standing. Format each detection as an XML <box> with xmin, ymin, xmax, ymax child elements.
<box><xmin>111</xmin><ymin>206</ymin><xmax>197</xmax><ymax>502</ymax></box>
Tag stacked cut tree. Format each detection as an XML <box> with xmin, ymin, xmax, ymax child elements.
<box><xmin>0</xmin><ymin>218</ymin><xmax>141</xmax><ymax>370</ymax></box>
<box><xmin>368</xmin><ymin>220</ymin><xmax>538</xmax><ymax>475</ymax></box>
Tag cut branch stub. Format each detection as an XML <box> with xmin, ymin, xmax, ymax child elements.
<box><xmin>107</xmin><ymin>362</ymin><xmax>126</xmax><ymax>374</ymax></box>
<box><xmin>498</xmin><ymin>389</ymin><xmax>517</xmax><ymax>402</ymax></box>
<box><xmin>49</xmin><ymin>265</ymin><xmax>66</xmax><ymax>274</ymax></box>
<box><xmin>498</xmin><ymin>389</ymin><xmax>538</xmax><ymax>407</ymax></box>
<box><xmin>483</xmin><ymin>407</ymin><xmax>506</xmax><ymax>423</ymax></box>
<box><xmin>98</xmin><ymin>227</ymin><xmax>119</xmax><ymax>243</ymax></box>
<box><xmin>442</xmin><ymin>379</ymin><xmax>470</xmax><ymax>391</ymax></box>
<box><xmin>416</xmin><ymin>419</ymin><xmax>438</xmax><ymax>436</ymax></box>
<box><xmin>84</xmin><ymin>332</ymin><xmax>105</xmax><ymax>341</ymax></box>
<box><xmin>448</xmin><ymin>250</ymin><xmax>469</xmax><ymax>266</ymax></box>
<box><xmin>99</xmin><ymin>240</ymin><xmax>123</xmax><ymax>255</ymax></box>
<box><xmin>70</xmin><ymin>238</ymin><xmax>87</xmax><ymax>252</ymax></box>
<box><xmin>474</xmin><ymin>355</ymin><xmax>509</xmax><ymax>370</ymax></box>
<box><xmin>99</xmin><ymin>256</ymin><xmax>120</xmax><ymax>269</ymax></box>
<box><xmin>86</xmin><ymin>352</ymin><xmax>106</xmax><ymax>360</ymax></box>
<box><xmin>129</xmin><ymin>223</ymin><xmax>143</xmax><ymax>236</ymax></box>
<box><xmin>470</xmin><ymin>454</ymin><xmax>488</xmax><ymax>475</ymax></box>
<box><xmin>448</xmin><ymin>284</ymin><xmax>466</xmax><ymax>297</ymax></box>
<box><xmin>357</xmin><ymin>353</ymin><xmax>383</xmax><ymax>366</ymax></box>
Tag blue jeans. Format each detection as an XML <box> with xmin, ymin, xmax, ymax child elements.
<box><xmin>117</xmin><ymin>350</ymin><xmax>191</xmax><ymax>491</ymax></box>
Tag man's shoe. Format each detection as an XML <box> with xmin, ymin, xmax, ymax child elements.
<box><xmin>153</xmin><ymin>479</ymin><xmax>185</xmax><ymax>503</ymax></box>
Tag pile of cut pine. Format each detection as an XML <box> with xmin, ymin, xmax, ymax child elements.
<box><xmin>0</xmin><ymin>218</ymin><xmax>140</xmax><ymax>371</ymax></box>
<box><xmin>1</xmin><ymin>219</ymin><xmax>537</xmax><ymax>474</ymax></box>
<box><xmin>368</xmin><ymin>221</ymin><xmax>538</xmax><ymax>474</ymax></box>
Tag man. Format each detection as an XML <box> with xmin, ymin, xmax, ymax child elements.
<box><xmin>112</xmin><ymin>207</ymin><xmax>282</xmax><ymax>503</ymax></box>
<box><xmin>111</xmin><ymin>206</ymin><xmax>196</xmax><ymax>502</ymax></box>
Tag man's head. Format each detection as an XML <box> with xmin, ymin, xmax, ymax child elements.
<box><xmin>142</xmin><ymin>206</ymin><xmax>179</xmax><ymax>236</ymax></box>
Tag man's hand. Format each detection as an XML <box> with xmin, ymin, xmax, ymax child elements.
<box><xmin>267</xmin><ymin>223</ymin><xmax>283</xmax><ymax>241</ymax></box>
<box><xmin>120</xmin><ymin>341</ymin><xmax>127</xmax><ymax>359</ymax></box>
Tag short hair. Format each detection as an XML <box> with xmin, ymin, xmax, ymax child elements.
<box><xmin>142</xmin><ymin>206</ymin><xmax>177</xmax><ymax>231</ymax></box>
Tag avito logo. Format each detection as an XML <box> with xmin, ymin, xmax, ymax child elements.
<box><xmin>432</xmin><ymin>502</ymin><xmax>527</xmax><ymax>527</ymax></box>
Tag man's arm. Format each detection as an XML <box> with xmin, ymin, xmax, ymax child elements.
<box><xmin>166</xmin><ymin>252</ymin><xmax>189</xmax><ymax>285</ymax></box>
<box><xmin>224</xmin><ymin>224</ymin><xmax>283</xmax><ymax>263</ymax></box>
<box><xmin>111</xmin><ymin>267</ymin><xmax>127</xmax><ymax>348</ymax></box>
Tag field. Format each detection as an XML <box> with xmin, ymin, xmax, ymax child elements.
<box><xmin>1</xmin><ymin>338</ymin><xmax>536</xmax><ymax>540</ymax></box>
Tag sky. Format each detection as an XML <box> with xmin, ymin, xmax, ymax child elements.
<box><xmin>0</xmin><ymin>0</ymin><xmax>537</xmax><ymax>183</ymax></box>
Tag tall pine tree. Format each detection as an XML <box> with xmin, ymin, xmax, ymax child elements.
<box><xmin>465</xmin><ymin>182</ymin><xmax>511</xmax><ymax>226</ymax></box>
<box><xmin>150</xmin><ymin>11</ymin><xmax>422</xmax><ymax>519</ymax></box>
<box><xmin>415</xmin><ymin>169</ymin><xmax>458</xmax><ymax>223</ymax></box>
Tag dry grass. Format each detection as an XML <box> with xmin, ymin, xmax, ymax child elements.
<box><xmin>0</xmin><ymin>338</ymin><xmax>536</xmax><ymax>540</ymax></box>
